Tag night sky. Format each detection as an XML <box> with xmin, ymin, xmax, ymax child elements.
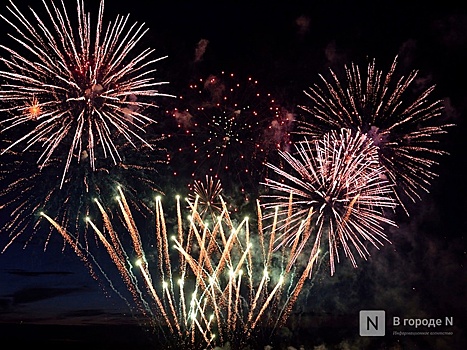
<box><xmin>0</xmin><ymin>1</ymin><xmax>466</xmax><ymax>349</ymax></box>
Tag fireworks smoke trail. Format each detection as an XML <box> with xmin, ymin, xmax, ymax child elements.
<box><xmin>0</xmin><ymin>0</ymin><xmax>174</xmax><ymax>186</ymax></box>
<box><xmin>296</xmin><ymin>56</ymin><xmax>454</xmax><ymax>213</ymax></box>
<box><xmin>261</xmin><ymin>128</ymin><xmax>398</xmax><ymax>275</ymax></box>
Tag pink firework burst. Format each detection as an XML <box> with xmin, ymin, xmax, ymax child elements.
<box><xmin>296</xmin><ymin>56</ymin><xmax>454</xmax><ymax>213</ymax></box>
<box><xmin>261</xmin><ymin>128</ymin><xmax>397</xmax><ymax>276</ymax></box>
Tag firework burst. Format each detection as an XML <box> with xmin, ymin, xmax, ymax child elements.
<box><xmin>0</xmin><ymin>0</ymin><xmax>173</xmax><ymax>186</ymax></box>
<box><xmin>187</xmin><ymin>175</ymin><xmax>224</xmax><ymax>220</ymax></box>
<box><xmin>168</xmin><ymin>71</ymin><xmax>291</xmax><ymax>197</ymax></box>
<box><xmin>261</xmin><ymin>128</ymin><xmax>397</xmax><ymax>276</ymax></box>
<box><xmin>296</xmin><ymin>56</ymin><xmax>454</xmax><ymax>213</ymax></box>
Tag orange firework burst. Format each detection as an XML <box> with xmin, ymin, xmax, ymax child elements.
<box><xmin>24</xmin><ymin>96</ymin><xmax>41</xmax><ymax>121</ymax></box>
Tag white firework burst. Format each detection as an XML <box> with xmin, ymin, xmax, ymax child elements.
<box><xmin>0</xmin><ymin>0</ymin><xmax>173</xmax><ymax>186</ymax></box>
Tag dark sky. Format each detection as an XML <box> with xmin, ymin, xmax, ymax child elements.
<box><xmin>0</xmin><ymin>0</ymin><xmax>466</xmax><ymax>349</ymax></box>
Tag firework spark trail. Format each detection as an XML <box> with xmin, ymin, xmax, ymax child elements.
<box><xmin>287</xmin><ymin>207</ymin><xmax>313</xmax><ymax>272</ymax></box>
<box><xmin>250</xmin><ymin>274</ymin><xmax>284</xmax><ymax>332</ymax></box>
<box><xmin>0</xmin><ymin>0</ymin><xmax>174</xmax><ymax>187</ymax></box>
<box><xmin>116</xmin><ymin>186</ymin><xmax>144</xmax><ymax>260</ymax></box>
<box><xmin>93</xmin><ymin>198</ymin><xmax>125</xmax><ymax>262</ymax></box>
<box><xmin>262</xmin><ymin>128</ymin><xmax>398</xmax><ymax>275</ymax></box>
<box><xmin>40</xmin><ymin>212</ymin><xmax>96</xmax><ymax>278</ymax></box>
<box><xmin>0</xmin><ymin>153</ymin><xmax>66</xmax><ymax>252</ymax></box>
<box><xmin>154</xmin><ymin>196</ymin><xmax>168</xmax><ymax>285</ymax></box>
<box><xmin>136</xmin><ymin>257</ymin><xmax>175</xmax><ymax>334</ymax></box>
<box><xmin>296</xmin><ymin>55</ymin><xmax>454</xmax><ymax>213</ymax></box>
<box><xmin>40</xmin><ymin>211</ymin><xmax>140</xmax><ymax>315</ymax></box>
<box><xmin>275</xmin><ymin>247</ymin><xmax>320</xmax><ymax>330</ymax></box>
<box><xmin>91</xmin><ymin>198</ymin><xmax>151</xmax><ymax>314</ymax></box>
<box><xmin>85</xmin><ymin>213</ymin><xmax>150</xmax><ymax>316</ymax></box>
